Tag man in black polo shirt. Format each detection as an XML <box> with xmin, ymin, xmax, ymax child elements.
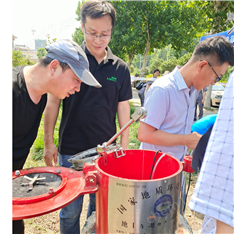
<box><xmin>13</xmin><ymin>39</ymin><xmax>101</xmax><ymax>234</ymax></box>
<box><xmin>43</xmin><ymin>1</ymin><xmax>132</xmax><ymax>233</ymax></box>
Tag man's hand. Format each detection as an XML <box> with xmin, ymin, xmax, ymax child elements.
<box><xmin>186</xmin><ymin>132</ymin><xmax>202</xmax><ymax>150</ymax></box>
<box><xmin>43</xmin><ymin>94</ymin><xmax>61</xmax><ymax>167</ymax></box>
<box><xmin>43</xmin><ymin>142</ymin><xmax>58</xmax><ymax>166</ymax></box>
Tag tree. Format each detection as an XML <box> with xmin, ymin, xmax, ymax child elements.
<box><xmin>72</xmin><ymin>27</ymin><xmax>84</xmax><ymax>46</ymax></box>
<box><xmin>109</xmin><ymin>1</ymin><xmax>147</xmax><ymax>70</ymax></box>
<box><xmin>12</xmin><ymin>50</ymin><xmax>27</xmax><ymax>67</ymax></box>
<box><xmin>201</xmin><ymin>1</ymin><xmax>234</xmax><ymax>109</ymax></box>
<box><xmin>12</xmin><ymin>50</ymin><xmax>36</xmax><ymax>67</ymax></box>
<box><xmin>72</xmin><ymin>1</ymin><xmax>86</xmax><ymax>45</ymax></box>
<box><xmin>160</xmin><ymin>57</ymin><xmax>178</xmax><ymax>74</ymax></box>
<box><xmin>110</xmin><ymin>1</ymin><xmax>208</xmax><ymax>76</ymax></box>
<box><xmin>203</xmin><ymin>1</ymin><xmax>234</xmax><ymax>34</ymax></box>
<box><xmin>37</xmin><ymin>48</ymin><xmax>47</xmax><ymax>60</ymax></box>
<box><xmin>149</xmin><ymin>57</ymin><xmax>164</xmax><ymax>74</ymax></box>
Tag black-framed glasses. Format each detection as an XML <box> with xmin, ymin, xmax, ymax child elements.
<box><xmin>84</xmin><ymin>27</ymin><xmax>111</xmax><ymax>41</ymax></box>
<box><xmin>199</xmin><ymin>59</ymin><xmax>222</xmax><ymax>83</ymax></box>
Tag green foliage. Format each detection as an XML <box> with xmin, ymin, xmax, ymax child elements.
<box><xmin>72</xmin><ymin>27</ymin><xmax>84</xmax><ymax>46</ymax></box>
<box><xmin>12</xmin><ymin>50</ymin><xmax>36</xmax><ymax>67</ymax></box>
<box><xmin>46</xmin><ymin>34</ymin><xmax>57</xmax><ymax>45</ymax></box>
<box><xmin>25</xmin><ymin>57</ymin><xmax>36</xmax><ymax>66</ymax></box>
<box><xmin>132</xmin><ymin>50</ymin><xmax>193</xmax><ymax>75</ymax></box>
<box><xmin>193</xmin><ymin>0</ymin><xmax>234</xmax><ymax>33</ymax></box>
<box><xmin>128</xmin><ymin>121</ymin><xmax>141</xmax><ymax>149</ymax></box>
<box><xmin>160</xmin><ymin>57</ymin><xmax>178</xmax><ymax>74</ymax></box>
<box><xmin>12</xmin><ymin>50</ymin><xmax>25</xmax><ymax>67</ymax></box>
<box><xmin>30</xmin><ymin>121</ymin><xmax>44</xmax><ymax>161</ymax></box>
<box><xmin>130</xmin><ymin>64</ymin><xmax>135</xmax><ymax>73</ymax></box>
<box><xmin>127</xmin><ymin>102</ymin><xmax>141</xmax><ymax>149</ymax></box>
<box><xmin>149</xmin><ymin>57</ymin><xmax>164</xmax><ymax>74</ymax></box>
<box><xmin>132</xmin><ymin>67</ymin><xmax>141</xmax><ymax>77</ymax></box>
<box><xmin>221</xmin><ymin>66</ymin><xmax>234</xmax><ymax>83</ymax></box>
<box><xmin>130</xmin><ymin>102</ymin><xmax>136</xmax><ymax>116</ymax></box>
<box><xmin>109</xmin><ymin>0</ymin><xmax>210</xmax><ymax>70</ymax></box>
<box><xmin>177</xmin><ymin>53</ymin><xmax>192</xmax><ymax>66</ymax></box>
<box><xmin>72</xmin><ymin>0</ymin><xmax>87</xmax><ymax>46</ymax></box>
<box><xmin>37</xmin><ymin>48</ymin><xmax>47</xmax><ymax>60</ymax></box>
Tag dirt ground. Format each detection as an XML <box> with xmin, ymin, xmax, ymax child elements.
<box><xmin>24</xmin><ymin>174</ymin><xmax>204</xmax><ymax>234</ymax></box>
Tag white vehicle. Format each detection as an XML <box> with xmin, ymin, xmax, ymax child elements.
<box><xmin>211</xmin><ymin>84</ymin><xmax>225</xmax><ymax>107</ymax></box>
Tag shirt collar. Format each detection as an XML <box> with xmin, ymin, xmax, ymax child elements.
<box><xmin>172</xmin><ymin>67</ymin><xmax>189</xmax><ymax>91</ymax></box>
<box><xmin>81</xmin><ymin>41</ymin><xmax>114</xmax><ymax>61</ymax></box>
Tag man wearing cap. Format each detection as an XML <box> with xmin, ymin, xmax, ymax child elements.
<box><xmin>43</xmin><ymin>1</ymin><xmax>132</xmax><ymax>233</ymax></box>
<box><xmin>13</xmin><ymin>39</ymin><xmax>100</xmax><ymax>234</ymax></box>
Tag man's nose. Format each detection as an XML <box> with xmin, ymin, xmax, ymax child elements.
<box><xmin>75</xmin><ymin>82</ymin><xmax>81</xmax><ymax>92</ymax></box>
<box><xmin>94</xmin><ymin>35</ymin><xmax>102</xmax><ymax>42</ymax></box>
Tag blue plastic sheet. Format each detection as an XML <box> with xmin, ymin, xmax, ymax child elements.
<box><xmin>200</xmin><ymin>26</ymin><xmax>234</xmax><ymax>48</ymax></box>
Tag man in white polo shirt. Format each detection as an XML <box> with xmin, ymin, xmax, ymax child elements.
<box><xmin>138</xmin><ymin>36</ymin><xmax>234</xmax><ymax>215</ymax></box>
<box><xmin>138</xmin><ymin>36</ymin><xmax>234</xmax><ymax>161</ymax></box>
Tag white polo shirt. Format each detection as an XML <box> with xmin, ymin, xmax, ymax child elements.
<box><xmin>140</xmin><ymin>67</ymin><xmax>196</xmax><ymax>160</ymax></box>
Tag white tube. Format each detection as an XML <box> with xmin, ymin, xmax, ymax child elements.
<box><xmin>151</xmin><ymin>153</ymin><xmax>166</xmax><ymax>179</ymax></box>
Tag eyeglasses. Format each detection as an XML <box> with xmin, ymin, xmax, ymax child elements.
<box><xmin>84</xmin><ymin>27</ymin><xmax>111</xmax><ymax>41</ymax></box>
<box><xmin>199</xmin><ymin>59</ymin><xmax>222</xmax><ymax>83</ymax></box>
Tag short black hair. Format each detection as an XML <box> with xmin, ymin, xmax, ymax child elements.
<box><xmin>39</xmin><ymin>57</ymin><xmax>70</xmax><ymax>72</ymax></box>
<box><xmin>153</xmin><ymin>69</ymin><xmax>160</xmax><ymax>73</ymax></box>
<box><xmin>193</xmin><ymin>36</ymin><xmax>234</xmax><ymax>66</ymax></box>
<box><xmin>81</xmin><ymin>0</ymin><xmax>116</xmax><ymax>28</ymax></box>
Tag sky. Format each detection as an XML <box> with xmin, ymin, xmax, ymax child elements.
<box><xmin>12</xmin><ymin>0</ymin><xmax>81</xmax><ymax>49</ymax></box>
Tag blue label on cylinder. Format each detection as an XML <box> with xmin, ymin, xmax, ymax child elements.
<box><xmin>154</xmin><ymin>194</ymin><xmax>173</xmax><ymax>218</ymax></box>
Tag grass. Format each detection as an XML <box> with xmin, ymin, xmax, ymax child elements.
<box><xmin>25</xmin><ymin>101</ymin><xmax>140</xmax><ymax>168</ymax></box>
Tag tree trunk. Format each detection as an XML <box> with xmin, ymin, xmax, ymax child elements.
<box><xmin>128</xmin><ymin>51</ymin><xmax>135</xmax><ymax>71</ymax></box>
<box><xmin>141</xmin><ymin>40</ymin><xmax>151</xmax><ymax>77</ymax></box>
<box><xmin>141</xmin><ymin>17</ymin><xmax>151</xmax><ymax>77</ymax></box>
<box><xmin>204</xmin><ymin>85</ymin><xmax>212</xmax><ymax>108</ymax></box>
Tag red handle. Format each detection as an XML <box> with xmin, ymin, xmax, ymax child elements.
<box><xmin>182</xmin><ymin>155</ymin><xmax>194</xmax><ymax>173</ymax></box>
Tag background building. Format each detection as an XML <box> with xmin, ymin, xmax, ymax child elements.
<box><xmin>35</xmin><ymin>39</ymin><xmax>46</xmax><ymax>51</ymax></box>
<box><xmin>12</xmin><ymin>35</ymin><xmax>17</xmax><ymax>51</ymax></box>
<box><xmin>14</xmin><ymin>44</ymin><xmax>38</xmax><ymax>61</ymax></box>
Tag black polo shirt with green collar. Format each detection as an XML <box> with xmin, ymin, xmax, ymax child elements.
<box><xmin>58</xmin><ymin>43</ymin><xmax>132</xmax><ymax>155</ymax></box>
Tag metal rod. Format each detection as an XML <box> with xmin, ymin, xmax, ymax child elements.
<box><xmin>106</xmin><ymin>119</ymin><xmax>134</xmax><ymax>146</ymax></box>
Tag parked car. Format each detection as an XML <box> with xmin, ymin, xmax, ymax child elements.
<box><xmin>211</xmin><ymin>84</ymin><xmax>225</xmax><ymax>107</ymax></box>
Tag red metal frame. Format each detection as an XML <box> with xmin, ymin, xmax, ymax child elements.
<box><xmin>12</xmin><ymin>166</ymin><xmax>98</xmax><ymax>220</ymax></box>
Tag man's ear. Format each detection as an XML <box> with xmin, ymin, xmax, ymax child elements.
<box><xmin>197</xmin><ymin>60</ymin><xmax>207</xmax><ymax>73</ymax></box>
<box><xmin>49</xmin><ymin>60</ymin><xmax>60</xmax><ymax>76</ymax></box>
